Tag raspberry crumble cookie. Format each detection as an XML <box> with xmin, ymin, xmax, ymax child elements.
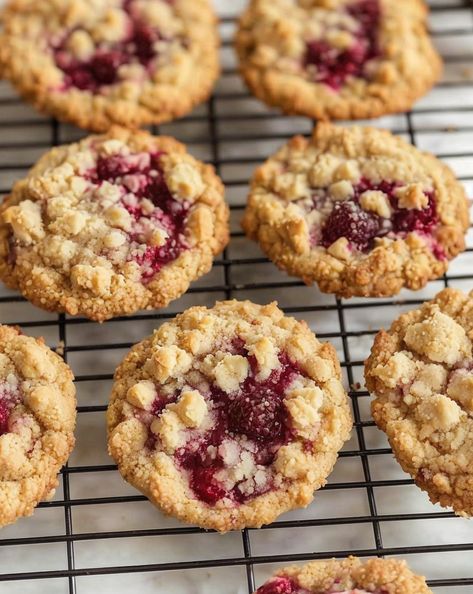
<box><xmin>0</xmin><ymin>325</ymin><xmax>76</xmax><ymax>529</ymax></box>
<box><xmin>242</xmin><ymin>124</ymin><xmax>469</xmax><ymax>299</ymax></box>
<box><xmin>0</xmin><ymin>127</ymin><xmax>229</xmax><ymax>322</ymax></box>
<box><xmin>0</xmin><ymin>0</ymin><xmax>219</xmax><ymax>131</ymax></box>
<box><xmin>107</xmin><ymin>300</ymin><xmax>352</xmax><ymax>531</ymax></box>
<box><xmin>236</xmin><ymin>0</ymin><xmax>441</xmax><ymax>121</ymax></box>
<box><xmin>253</xmin><ymin>557</ymin><xmax>432</xmax><ymax>594</ymax></box>
<box><xmin>366</xmin><ymin>288</ymin><xmax>473</xmax><ymax>516</ymax></box>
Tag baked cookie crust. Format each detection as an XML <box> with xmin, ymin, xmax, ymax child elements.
<box><xmin>235</xmin><ymin>0</ymin><xmax>442</xmax><ymax>120</ymax></box>
<box><xmin>0</xmin><ymin>0</ymin><xmax>220</xmax><ymax>131</ymax></box>
<box><xmin>366</xmin><ymin>288</ymin><xmax>473</xmax><ymax>517</ymax></box>
<box><xmin>254</xmin><ymin>557</ymin><xmax>432</xmax><ymax>593</ymax></box>
<box><xmin>0</xmin><ymin>325</ymin><xmax>76</xmax><ymax>529</ymax></box>
<box><xmin>242</xmin><ymin>123</ymin><xmax>469</xmax><ymax>299</ymax></box>
<box><xmin>0</xmin><ymin>126</ymin><xmax>229</xmax><ymax>322</ymax></box>
<box><xmin>107</xmin><ymin>300</ymin><xmax>352</xmax><ymax>532</ymax></box>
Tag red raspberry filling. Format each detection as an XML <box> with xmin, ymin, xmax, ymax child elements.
<box><xmin>321</xmin><ymin>200</ymin><xmax>380</xmax><ymax>252</ymax></box>
<box><xmin>256</xmin><ymin>577</ymin><xmax>301</xmax><ymax>594</ymax></box>
<box><xmin>0</xmin><ymin>381</ymin><xmax>21</xmax><ymax>436</ymax></box>
<box><xmin>156</xmin><ymin>352</ymin><xmax>304</xmax><ymax>505</ymax></box>
<box><xmin>88</xmin><ymin>152</ymin><xmax>190</xmax><ymax>281</ymax></box>
<box><xmin>0</xmin><ymin>402</ymin><xmax>9</xmax><ymax>436</ymax></box>
<box><xmin>257</xmin><ymin>578</ymin><xmax>379</xmax><ymax>594</ymax></box>
<box><xmin>304</xmin><ymin>0</ymin><xmax>380</xmax><ymax>90</ymax></box>
<box><xmin>53</xmin><ymin>1</ymin><xmax>167</xmax><ymax>92</ymax></box>
<box><xmin>312</xmin><ymin>179</ymin><xmax>443</xmax><ymax>257</ymax></box>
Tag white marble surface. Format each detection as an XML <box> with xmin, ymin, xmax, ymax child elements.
<box><xmin>0</xmin><ymin>0</ymin><xmax>473</xmax><ymax>592</ymax></box>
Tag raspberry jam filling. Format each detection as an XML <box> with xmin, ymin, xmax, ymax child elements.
<box><xmin>89</xmin><ymin>152</ymin><xmax>190</xmax><ymax>281</ymax></box>
<box><xmin>305</xmin><ymin>179</ymin><xmax>442</xmax><ymax>257</ymax></box>
<box><xmin>53</xmin><ymin>0</ymin><xmax>173</xmax><ymax>91</ymax></box>
<box><xmin>0</xmin><ymin>380</ymin><xmax>21</xmax><ymax>436</ymax></box>
<box><xmin>304</xmin><ymin>0</ymin><xmax>380</xmax><ymax>89</ymax></box>
<box><xmin>151</xmin><ymin>352</ymin><xmax>304</xmax><ymax>505</ymax></box>
<box><xmin>256</xmin><ymin>578</ymin><xmax>376</xmax><ymax>594</ymax></box>
<box><xmin>256</xmin><ymin>577</ymin><xmax>302</xmax><ymax>594</ymax></box>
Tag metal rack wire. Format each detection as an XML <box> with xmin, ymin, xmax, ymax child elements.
<box><xmin>0</xmin><ymin>1</ymin><xmax>472</xmax><ymax>593</ymax></box>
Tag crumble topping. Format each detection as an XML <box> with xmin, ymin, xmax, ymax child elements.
<box><xmin>4</xmin><ymin>139</ymin><xmax>193</xmax><ymax>286</ymax></box>
<box><xmin>366</xmin><ymin>288</ymin><xmax>473</xmax><ymax>517</ymax></box>
<box><xmin>239</xmin><ymin>0</ymin><xmax>382</xmax><ymax>92</ymax></box>
<box><xmin>0</xmin><ymin>0</ymin><xmax>220</xmax><ymax>131</ymax></box>
<box><xmin>254</xmin><ymin>558</ymin><xmax>431</xmax><ymax>594</ymax></box>
<box><xmin>247</xmin><ymin>129</ymin><xmax>446</xmax><ymax>261</ymax></box>
<box><xmin>108</xmin><ymin>300</ymin><xmax>351</xmax><ymax>519</ymax></box>
<box><xmin>0</xmin><ymin>325</ymin><xmax>76</xmax><ymax>528</ymax></box>
<box><xmin>304</xmin><ymin>0</ymin><xmax>380</xmax><ymax>89</ymax></box>
<box><xmin>447</xmin><ymin>370</ymin><xmax>473</xmax><ymax>414</ymax></box>
<box><xmin>133</xmin><ymin>347</ymin><xmax>317</xmax><ymax>504</ymax></box>
<box><xmin>0</xmin><ymin>129</ymin><xmax>229</xmax><ymax>321</ymax></box>
<box><xmin>294</xmin><ymin>177</ymin><xmax>438</xmax><ymax>255</ymax></box>
<box><xmin>48</xmin><ymin>0</ymin><xmax>188</xmax><ymax>94</ymax></box>
<box><xmin>236</xmin><ymin>0</ymin><xmax>442</xmax><ymax>123</ymax></box>
<box><xmin>256</xmin><ymin>576</ymin><xmax>382</xmax><ymax>594</ymax></box>
<box><xmin>404</xmin><ymin>309</ymin><xmax>471</xmax><ymax>365</ymax></box>
<box><xmin>243</xmin><ymin>125</ymin><xmax>469</xmax><ymax>300</ymax></box>
<box><xmin>255</xmin><ymin>557</ymin><xmax>431</xmax><ymax>594</ymax></box>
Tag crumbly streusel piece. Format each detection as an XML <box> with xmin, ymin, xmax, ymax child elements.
<box><xmin>254</xmin><ymin>557</ymin><xmax>432</xmax><ymax>594</ymax></box>
<box><xmin>242</xmin><ymin>123</ymin><xmax>469</xmax><ymax>299</ymax></box>
<box><xmin>0</xmin><ymin>0</ymin><xmax>219</xmax><ymax>131</ymax></box>
<box><xmin>236</xmin><ymin>0</ymin><xmax>441</xmax><ymax>120</ymax></box>
<box><xmin>107</xmin><ymin>300</ymin><xmax>352</xmax><ymax>532</ymax></box>
<box><xmin>0</xmin><ymin>325</ymin><xmax>76</xmax><ymax>529</ymax></box>
<box><xmin>365</xmin><ymin>288</ymin><xmax>473</xmax><ymax>516</ymax></box>
<box><xmin>0</xmin><ymin>127</ymin><xmax>229</xmax><ymax>321</ymax></box>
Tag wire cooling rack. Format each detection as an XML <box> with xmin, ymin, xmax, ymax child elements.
<box><xmin>0</xmin><ymin>1</ymin><xmax>473</xmax><ymax>593</ymax></box>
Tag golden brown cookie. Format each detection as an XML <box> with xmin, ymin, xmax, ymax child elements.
<box><xmin>0</xmin><ymin>0</ymin><xmax>220</xmax><ymax>131</ymax></box>
<box><xmin>0</xmin><ymin>127</ymin><xmax>229</xmax><ymax>322</ymax></box>
<box><xmin>253</xmin><ymin>557</ymin><xmax>432</xmax><ymax>593</ymax></box>
<box><xmin>0</xmin><ymin>325</ymin><xmax>76</xmax><ymax>529</ymax></box>
<box><xmin>107</xmin><ymin>300</ymin><xmax>352</xmax><ymax>532</ymax></box>
<box><xmin>366</xmin><ymin>288</ymin><xmax>473</xmax><ymax>517</ymax></box>
<box><xmin>242</xmin><ymin>123</ymin><xmax>469</xmax><ymax>299</ymax></box>
<box><xmin>235</xmin><ymin>0</ymin><xmax>442</xmax><ymax>120</ymax></box>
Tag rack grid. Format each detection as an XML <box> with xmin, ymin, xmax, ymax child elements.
<box><xmin>0</xmin><ymin>1</ymin><xmax>473</xmax><ymax>593</ymax></box>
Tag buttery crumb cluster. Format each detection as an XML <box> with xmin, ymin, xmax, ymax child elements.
<box><xmin>0</xmin><ymin>128</ymin><xmax>228</xmax><ymax>321</ymax></box>
<box><xmin>254</xmin><ymin>557</ymin><xmax>432</xmax><ymax>594</ymax></box>
<box><xmin>0</xmin><ymin>325</ymin><xmax>76</xmax><ymax>529</ymax></box>
<box><xmin>236</xmin><ymin>0</ymin><xmax>442</xmax><ymax>120</ymax></box>
<box><xmin>245</xmin><ymin>0</ymin><xmax>382</xmax><ymax>89</ymax></box>
<box><xmin>107</xmin><ymin>300</ymin><xmax>352</xmax><ymax>532</ymax></box>
<box><xmin>257</xmin><ymin>580</ymin><xmax>372</xmax><ymax>594</ymax></box>
<box><xmin>0</xmin><ymin>0</ymin><xmax>220</xmax><ymax>130</ymax></box>
<box><xmin>366</xmin><ymin>288</ymin><xmax>473</xmax><ymax>517</ymax></box>
<box><xmin>242</xmin><ymin>124</ymin><xmax>469</xmax><ymax>298</ymax></box>
<box><xmin>53</xmin><ymin>0</ymin><xmax>188</xmax><ymax>93</ymax></box>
